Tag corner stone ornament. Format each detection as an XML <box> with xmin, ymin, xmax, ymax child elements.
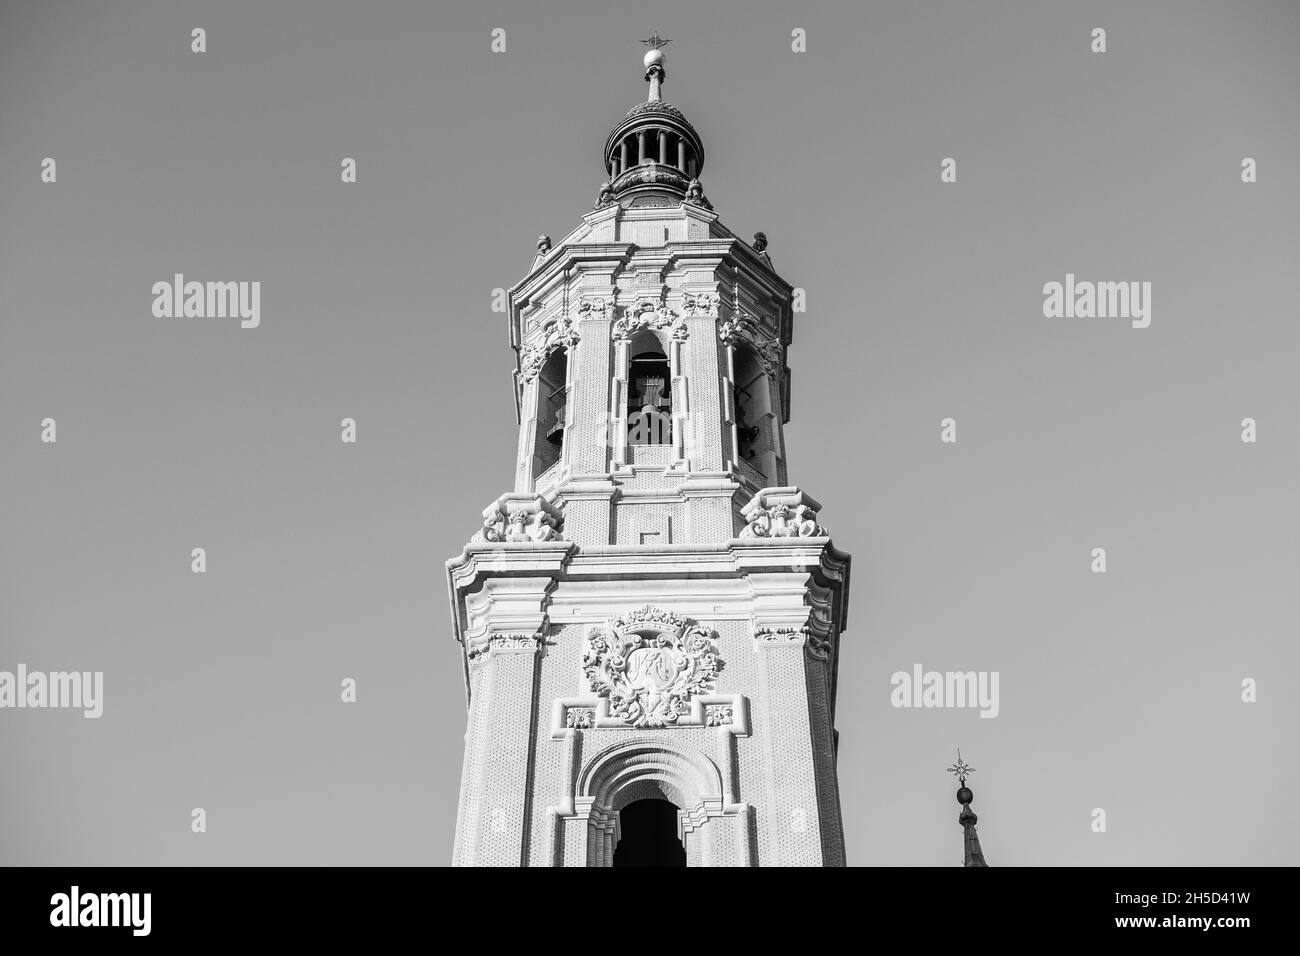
<box><xmin>583</xmin><ymin>606</ymin><xmax>721</xmax><ymax>728</ymax></box>
<box><xmin>472</xmin><ymin>493</ymin><xmax>564</xmax><ymax>543</ymax></box>
<box><xmin>739</xmin><ymin>487</ymin><xmax>827</xmax><ymax>538</ymax></box>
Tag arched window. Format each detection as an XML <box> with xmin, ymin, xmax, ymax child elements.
<box><xmin>732</xmin><ymin>345</ymin><xmax>772</xmax><ymax>479</ymax></box>
<box><xmin>533</xmin><ymin>349</ymin><xmax>567</xmax><ymax>476</ymax></box>
<box><xmin>626</xmin><ymin>331</ymin><xmax>672</xmax><ymax>446</ymax></box>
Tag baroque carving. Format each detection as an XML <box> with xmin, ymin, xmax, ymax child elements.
<box><xmin>582</xmin><ymin>605</ymin><xmax>721</xmax><ymax>728</ymax></box>
<box><xmin>739</xmin><ymin>487</ymin><xmax>827</xmax><ymax>539</ymax></box>
<box><xmin>467</xmin><ymin>631</ymin><xmax>541</xmax><ymax>662</ymax></box>
<box><xmin>754</xmin><ymin>625</ymin><xmax>808</xmax><ymax>644</ymax></box>
<box><xmin>705</xmin><ymin>704</ymin><xmax>733</xmax><ymax>727</ymax></box>
<box><xmin>472</xmin><ymin>493</ymin><xmax>565</xmax><ymax>543</ymax></box>
<box><xmin>753</xmin><ymin>626</ymin><xmax>831</xmax><ymax>659</ymax></box>
<box><xmin>680</xmin><ymin>291</ymin><xmax>719</xmax><ymax>318</ymax></box>
<box><xmin>683</xmin><ymin>178</ymin><xmax>713</xmax><ymax>210</ymax></box>
<box><xmin>742</xmin><ymin>503</ymin><xmax>824</xmax><ymax>538</ymax></box>
<box><xmin>719</xmin><ymin>309</ymin><xmax>782</xmax><ymax>374</ymax></box>
<box><xmin>566</xmin><ymin>707</ymin><xmax>595</xmax><ymax>729</ymax></box>
<box><xmin>806</xmin><ymin>632</ymin><xmax>833</xmax><ymax>661</ymax></box>
<box><xmin>576</xmin><ymin>296</ymin><xmax>611</xmax><ymax>321</ymax></box>
<box><xmin>520</xmin><ymin>317</ymin><xmax>580</xmax><ymax>382</ymax></box>
<box><xmin>612</xmin><ymin>294</ymin><xmax>687</xmax><ymax>342</ymax></box>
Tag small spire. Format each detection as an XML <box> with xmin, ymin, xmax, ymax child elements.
<box><xmin>947</xmin><ymin>750</ymin><xmax>989</xmax><ymax>867</ymax></box>
<box><xmin>640</xmin><ymin>32</ymin><xmax>670</xmax><ymax>102</ymax></box>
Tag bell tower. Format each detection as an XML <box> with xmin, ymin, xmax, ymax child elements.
<box><xmin>446</xmin><ymin>38</ymin><xmax>852</xmax><ymax>867</ymax></box>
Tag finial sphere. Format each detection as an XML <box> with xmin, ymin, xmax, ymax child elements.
<box><xmin>643</xmin><ymin>48</ymin><xmax>664</xmax><ymax>70</ymax></box>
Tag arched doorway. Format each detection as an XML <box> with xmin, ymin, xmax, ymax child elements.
<box><xmin>613</xmin><ymin>799</ymin><xmax>685</xmax><ymax>867</ymax></box>
<box><xmin>558</xmin><ymin>735</ymin><xmax>749</xmax><ymax>866</ymax></box>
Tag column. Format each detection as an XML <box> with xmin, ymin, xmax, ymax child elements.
<box><xmin>637</xmin><ymin>131</ymin><xmax>646</xmax><ymax>163</ymax></box>
<box><xmin>723</xmin><ymin>344</ymin><xmax>738</xmax><ymax>470</ymax></box>
<box><xmin>670</xmin><ymin>337</ymin><xmax>688</xmax><ymax>463</ymax></box>
<box><xmin>610</xmin><ymin>336</ymin><xmax>630</xmax><ymax>467</ymax></box>
<box><xmin>620</xmin><ymin>139</ymin><xmax>629</xmax><ymax>174</ymax></box>
<box><xmin>659</xmin><ymin>129</ymin><xmax>669</xmax><ymax>164</ymax></box>
<box><xmin>677</xmin><ymin>139</ymin><xmax>687</xmax><ymax>171</ymax></box>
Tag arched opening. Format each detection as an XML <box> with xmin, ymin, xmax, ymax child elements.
<box><xmin>627</xmin><ymin>331</ymin><xmax>672</xmax><ymax>446</ymax></box>
<box><xmin>570</xmin><ymin>737</ymin><xmax>734</xmax><ymax>867</ymax></box>
<box><xmin>613</xmin><ymin>799</ymin><xmax>685</xmax><ymax>868</ymax></box>
<box><xmin>533</xmin><ymin>349</ymin><xmax>567</xmax><ymax>476</ymax></box>
<box><xmin>732</xmin><ymin>344</ymin><xmax>769</xmax><ymax>474</ymax></box>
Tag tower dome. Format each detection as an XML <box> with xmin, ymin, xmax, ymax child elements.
<box><xmin>602</xmin><ymin>36</ymin><xmax>705</xmax><ymax>207</ymax></box>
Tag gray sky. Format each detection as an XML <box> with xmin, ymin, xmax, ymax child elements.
<box><xmin>1</xmin><ymin>0</ymin><xmax>1297</xmax><ymax>865</ymax></box>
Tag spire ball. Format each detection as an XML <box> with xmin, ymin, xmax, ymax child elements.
<box><xmin>643</xmin><ymin>47</ymin><xmax>665</xmax><ymax>71</ymax></box>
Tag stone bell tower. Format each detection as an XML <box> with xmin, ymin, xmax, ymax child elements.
<box><xmin>445</xmin><ymin>37</ymin><xmax>851</xmax><ymax>867</ymax></box>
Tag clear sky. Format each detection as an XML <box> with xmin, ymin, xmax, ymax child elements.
<box><xmin>1</xmin><ymin>0</ymin><xmax>1297</xmax><ymax>865</ymax></box>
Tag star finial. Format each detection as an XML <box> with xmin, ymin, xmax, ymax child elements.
<box><xmin>640</xmin><ymin>32</ymin><xmax>671</xmax><ymax>51</ymax></box>
<box><xmin>947</xmin><ymin>748</ymin><xmax>976</xmax><ymax>785</ymax></box>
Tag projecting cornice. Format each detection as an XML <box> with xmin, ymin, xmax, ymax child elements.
<box><xmin>446</xmin><ymin>538</ymin><xmax>850</xmax><ymax>632</ymax></box>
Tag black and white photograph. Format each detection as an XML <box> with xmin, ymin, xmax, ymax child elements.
<box><xmin>1</xmin><ymin>0</ymin><xmax>1294</xmax><ymax>938</ymax></box>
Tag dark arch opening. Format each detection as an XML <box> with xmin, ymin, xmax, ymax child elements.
<box><xmin>627</xmin><ymin>332</ymin><xmax>672</xmax><ymax>446</ymax></box>
<box><xmin>612</xmin><ymin>799</ymin><xmax>686</xmax><ymax>868</ymax></box>
<box><xmin>733</xmin><ymin>344</ymin><xmax>767</xmax><ymax>469</ymax></box>
<box><xmin>533</xmin><ymin>349</ymin><xmax>567</xmax><ymax>476</ymax></box>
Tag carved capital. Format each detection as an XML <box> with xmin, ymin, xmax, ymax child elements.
<box><xmin>467</xmin><ymin>631</ymin><xmax>543</xmax><ymax>662</ymax></box>
<box><xmin>753</xmin><ymin>625</ymin><xmax>832</xmax><ymax>660</ymax></box>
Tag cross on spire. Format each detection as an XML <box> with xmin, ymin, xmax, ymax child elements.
<box><xmin>946</xmin><ymin>748</ymin><xmax>976</xmax><ymax>785</ymax></box>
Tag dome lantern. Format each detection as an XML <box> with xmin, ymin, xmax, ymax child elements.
<box><xmin>602</xmin><ymin>35</ymin><xmax>706</xmax><ymax>208</ymax></box>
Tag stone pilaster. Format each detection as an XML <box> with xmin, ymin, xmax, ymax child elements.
<box><xmin>455</xmin><ymin>576</ymin><xmax>553</xmax><ymax>866</ymax></box>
